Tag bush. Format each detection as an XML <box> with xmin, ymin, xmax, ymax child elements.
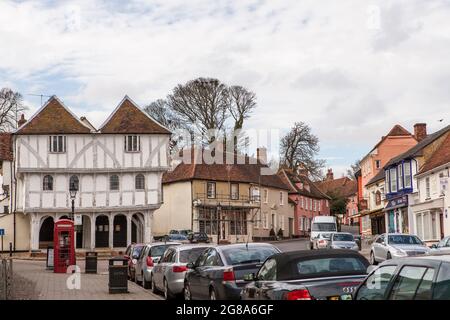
<box><xmin>269</xmin><ymin>228</ymin><xmax>276</xmax><ymax>238</ymax></box>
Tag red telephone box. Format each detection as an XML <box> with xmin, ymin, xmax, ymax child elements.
<box><xmin>53</xmin><ymin>219</ymin><xmax>76</xmax><ymax>273</ymax></box>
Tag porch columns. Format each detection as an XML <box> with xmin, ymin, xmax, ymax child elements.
<box><xmin>143</xmin><ymin>211</ymin><xmax>152</xmax><ymax>243</ymax></box>
<box><xmin>126</xmin><ymin>214</ymin><xmax>132</xmax><ymax>246</ymax></box>
<box><xmin>30</xmin><ymin>213</ymin><xmax>40</xmax><ymax>251</ymax></box>
<box><xmin>109</xmin><ymin>214</ymin><xmax>114</xmax><ymax>249</ymax></box>
<box><xmin>90</xmin><ymin>214</ymin><xmax>96</xmax><ymax>250</ymax></box>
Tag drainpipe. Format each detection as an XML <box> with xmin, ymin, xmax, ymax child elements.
<box><xmin>12</xmin><ymin>135</ymin><xmax>17</xmax><ymax>251</ymax></box>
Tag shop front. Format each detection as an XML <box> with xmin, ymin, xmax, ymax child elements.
<box><xmin>411</xmin><ymin>197</ymin><xmax>446</xmax><ymax>243</ymax></box>
<box><xmin>369</xmin><ymin>210</ymin><xmax>386</xmax><ymax>235</ymax></box>
<box><xmin>384</xmin><ymin>195</ymin><xmax>409</xmax><ymax>234</ymax></box>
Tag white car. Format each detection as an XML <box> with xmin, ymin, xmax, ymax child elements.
<box><xmin>309</xmin><ymin>216</ymin><xmax>337</xmax><ymax>250</ymax></box>
<box><xmin>431</xmin><ymin>236</ymin><xmax>450</xmax><ymax>252</ymax></box>
<box><xmin>370</xmin><ymin>233</ymin><xmax>430</xmax><ymax>265</ymax></box>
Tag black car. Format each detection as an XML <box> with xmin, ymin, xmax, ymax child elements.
<box><xmin>241</xmin><ymin>249</ymin><xmax>370</xmax><ymax>300</ymax></box>
<box><xmin>354</xmin><ymin>253</ymin><xmax>450</xmax><ymax>300</ymax></box>
<box><xmin>183</xmin><ymin>243</ymin><xmax>280</xmax><ymax>300</ymax></box>
<box><xmin>188</xmin><ymin>232</ymin><xmax>210</xmax><ymax>243</ymax></box>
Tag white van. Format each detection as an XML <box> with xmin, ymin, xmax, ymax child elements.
<box><xmin>309</xmin><ymin>216</ymin><xmax>337</xmax><ymax>249</ymax></box>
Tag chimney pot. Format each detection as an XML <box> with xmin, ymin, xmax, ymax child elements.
<box><xmin>257</xmin><ymin>147</ymin><xmax>267</xmax><ymax>164</ymax></box>
<box><xmin>17</xmin><ymin>114</ymin><xmax>26</xmax><ymax>127</ymax></box>
<box><xmin>414</xmin><ymin>123</ymin><xmax>427</xmax><ymax>142</ymax></box>
<box><xmin>326</xmin><ymin>168</ymin><xmax>334</xmax><ymax>181</ymax></box>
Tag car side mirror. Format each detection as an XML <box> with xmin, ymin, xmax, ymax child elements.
<box><xmin>187</xmin><ymin>262</ymin><xmax>196</xmax><ymax>269</ymax></box>
<box><xmin>381</xmin><ymin>241</ymin><xmax>386</xmax><ymax>246</ymax></box>
<box><xmin>243</xmin><ymin>273</ymin><xmax>256</xmax><ymax>281</ymax></box>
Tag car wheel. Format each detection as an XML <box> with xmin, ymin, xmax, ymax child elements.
<box><xmin>370</xmin><ymin>251</ymin><xmax>378</xmax><ymax>265</ymax></box>
<box><xmin>184</xmin><ymin>282</ymin><xmax>192</xmax><ymax>300</ymax></box>
<box><xmin>386</xmin><ymin>252</ymin><xmax>392</xmax><ymax>260</ymax></box>
<box><xmin>209</xmin><ymin>288</ymin><xmax>217</xmax><ymax>300</ymax></box>
<box><xmin>151</xmin><ymin>276</ymin><xmax>159</xmax><ymax>294</ymax></box>
<box><xmin>310</xmin><ymin>242</ymin><xmax>314</xmax><ymax>250</ymax></box>
<box><xmin>143</xmin><ymin>273</ymin><xmax>151</xmax><ymax>289</ymax></box>
<box><xmin>135</xmin><ymin>272</ymin><xmax>141</xmax><ymax>285</ymax></box>
<box><xmin>164</xmin><ymin>279</ymin><xmax>173</xmax><ymax>300</ymax></box>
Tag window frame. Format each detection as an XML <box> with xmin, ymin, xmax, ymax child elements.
<box><xmin>109</xmin><ymin>174</ymin><xmax>120</xmax><ymax>191</ymax></box>
<box><xmin>404</xmin><ymin>161</ymin><xmax>412</xmax><ymax>189</ymax></box>
<box><xmin>124</xmin><ymin>135</ymin><xmax>141</xmax><ymax>153</ymax></box>
<box><xmin>390</xmin><ymin>167</ymin><xmax>398</xmax><ymax>193</ymax></box>
<box><xmin>135</xmin><ymin>174</ymin><xmax>145</xmax><ymax>190</ymax></box>
<box><xmin>43</xmin><ymin>175</ymin><xmax>54</xmax><ymax>191</ymax></box>
<box><xmin>230</xmin><ymin>183</ymin><xmax>239</xmax><ymax>200</ymax></box>
<box><xmin>207</xmin><ymin>182</ymin><xmax>216</xmax><ymax>199</ymax></box>
<box><xmin>48</xmin><ymin>135</ymin><xmax>67</xmax><ymax>153</ymax></box>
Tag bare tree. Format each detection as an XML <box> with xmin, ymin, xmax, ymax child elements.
<box><xmin>346</xmin><ymin>160</ymin><xmax>361</xmax><ymax>180</ymax></box>
<box><xmin>167</xmin><ymin>78</ymin><xmax>229</xmax><ymax>144</ymax></box>
<box><xmin>0</xmin><ymin>88</ymin><xmax>27</xmax><ymax>132</ymax></box>
<box><xmin>280</xmin><ymin>122</ymin><xmax>325</xmax><ymax>179</ymax></box>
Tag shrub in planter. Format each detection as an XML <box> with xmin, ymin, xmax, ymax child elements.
<box><xmin>269</xmin><ymin>228</ymin><xmax>276</xmax><ymax>239</ymax></box>
<box><xmin>277</xmin><ymin>228</ymin><xmax>284</xmax><ymax>239</ymax></box>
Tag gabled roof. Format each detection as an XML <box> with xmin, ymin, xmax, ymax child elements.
<box><xmin>384</xmin><ymin>124</ymin><xmax>450</xmax><ymax>168</ymax></box>
<box><xmin>418</xmin><ymin>133</ymin><xmax>450</xmax><ymax>174</ymax></box>
<box><xmin>316</xmin><ymin>177</ymin><xmax>357</xmax><ymax>198</ymax></box>
<box><xmin>15</xmin><ymin>96</ymin><xmax>92</xmax><ymax>135</ymax></box>
<box><xmin>0</xmin><ymin>133</ymin><xmax>13</xmax><ymax>161</ymax></box>
<box><xmin>278</xmin><ymin>168</ymin><xmax>331</xmax><ymax>200</ymax></box>
<box><xmin>99</xmin><ymin>96</ymin><xmax>171</xmax><ymax>134</ymax></box>
<box><xmin>364</xmin><ymin>124</ymin><xmax>416</xmax><ymax>159</ymax></box>
<box><xmin>366</xmin><ymin>169</ymin><xmax>385</xmax><ymax>187</ymax></box>
<box><xmin>163</xmin><ymin>149</ymin><xmax>290</xmax><ymax>191</ymax></box>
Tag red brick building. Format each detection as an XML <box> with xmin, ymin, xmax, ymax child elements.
<box><xmin>278</xmin><ymin>168</ymin><xmax>331</xmax><ymax>237</ymax></box>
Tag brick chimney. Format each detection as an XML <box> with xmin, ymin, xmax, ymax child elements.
<box><xmin>17</xmin><ymin>114</ymin><xmax>26</xmax><ymax>127</ymax></box>
<box><xmin>256</xmin><ymin>147</ymin><xmax>267</xmax><ymax>164</ymax></box>
<box><xmin>414</xmin><ymin>123</ymin><xmax>427</xmax><ymax>142</ymax></box>
<box><xmin>326</xmin><ymin>168</ymin><xmax>334</xmax><ymax>181</ymax></box>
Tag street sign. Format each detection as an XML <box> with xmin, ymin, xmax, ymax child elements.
<box><xmin>0</xmin><ymin>229</ymin><xmax>4</xmax><ymax>236</ymax></box>
<box><xmin>46</xmin><ymin>246</ymin><xmax>54</xmax><ymax>270</ymax></box>
<box><xmin>74</xmin><ymin>214</ymin><xmax>82</xmax><ymax>226</ymax></box>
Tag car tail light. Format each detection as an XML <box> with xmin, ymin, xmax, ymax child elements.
<box><xmin>223</xmin><ymin>268</ymin><xmax>235</xmax><ymax>282</ymax></box>
<box><xmin>318</xmin><ymin>239</ymin><xmax>327</xmax><ymax>245</ymax></box>
<box><xmin>285</xmin><ymin>289</ymin><xmax>312</xmax><ymax>300</ymax></box>
<box><xmin>173</xmin><ymin>265</ymin><xmax>188</xmax><ymax>273</ymax></box>
<box><xmin>146</xmin><ymin>256</ymin><xmax>154</xmax><ymax>267</ymax></box>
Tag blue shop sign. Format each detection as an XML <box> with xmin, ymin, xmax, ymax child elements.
<box><xmin>384</xmin><ymin>195</ymin><xmax>408</xmax><ymax>211</ymax></box>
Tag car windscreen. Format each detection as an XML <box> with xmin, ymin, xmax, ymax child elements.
<box><xmin>222</xmin><ymin>246</ymin><xmax>279</xmax><ymax>265</ymax></box>
<box><xmin>292</xmin><ymin>256</ymin><xmax>368</xmax><ymax>279</ymax></box>
<box><xmin>179</xmin><ymin>247</ymin><xmax>209</xmax><ymax>263</ymax></box>
<box><xmin>132</xmin><ymin>246</ymin><xmax>144</xmax><ymax>258</ymax></box>
<box><xmin>150</xmin><ymin>245</ymin><xmax>172</xmax><ymax>257</ymax></box>
<box><xmin>171</xmin><ymin>234</ymin><xmax>187</xmax><ymax>240</ymax></box>
<box><xmin>388</xmin><ymin>235</ymin><xmax>423</xmax><ymax>245</ymax></box>
<box><xmin>312</xmin><ymin>223</ymin><xmax>336</xmax><ymax>232</ymax></box>
<box><xmin>333</xmin><ymin>234</ymin><xmax>354</xmax><ymax>242</ymax></box>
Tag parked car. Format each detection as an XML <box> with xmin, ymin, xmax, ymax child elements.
<box><xmin>165</xmin><ymin>234</ymin><xmax>189</xmax><ymax>243</ymax></box>
<box><xmin>124</xmin><ymin>243</ymin><xmax>145</xmax><ymax>281</ymax></box>
<box><xmin>310</xmin><ymin>216</ymin><xmax>337</xmax><ymax>250</ymax></box>
<box><xmin>312</xmin><ymin>233</ymin><xmax>332</xmax><ymax>249</ymax></box>
<box><xmin>152</xmin><ymin>244</ymin><xmax>212</xmax><ymax>299</ymax></box>
<box><xmin>183</xmin><ymin>243</ymin><xmax>281</xmax><ymax>300</ymax></box>
<box><xmin>134</xmin><ymin>242</ymin><xmax>182</xmax><ymax>288</ymax></box>
<box><xmin>431</xmin><ymin>236</ymin><xmax>450</xmax><ymax>253</ymax></box>
<box><xmin>241</xmin><ymin>249</ymin><xmax>370</xmax><ymax>300</ymax></box>
<box><xmin>370</xmin><ymin>233</ymin><xmax>430</xmax><ymax>265</ymax></box>
<box><xmin>327</xmin><ymin>232</ymin><xmax>359</xmax><ymax>251</ymax></box>
<box><xmin>354</xmin><ymin>252</ymin><xmax>450</xmax><ymax>300</ymax></box>
<box><xmin>188</xmin><ymin>232</ymin><xmax>210</xmax><ymax>243</ymax></box>
<box><xmin>170</xmin><ymin>229</ymin><xmax>192</xmax><ymax>236</ymax></box>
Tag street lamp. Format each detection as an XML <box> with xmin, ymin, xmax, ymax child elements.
<box><xmin>216</xmin><ymin>203</ymin><xmax>222</xmax><ymax>245</ymax></box>
<box><xmin>69</xmin><ymin>177</ymin><xmax>79</xmax><ymax>221</ymax></box>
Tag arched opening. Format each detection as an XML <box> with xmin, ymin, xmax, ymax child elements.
<box><xmin>76</xmin><ymin>215</ymin><xmax>92</xmax><ymax>249</ymax></box>
<box><xmin>132</xmin><ymin>213</ymin><xmax>144</xmax><ymax>244</ymax></box>
<box><xmin>113</xmin><ymin>214</ymin><xmax>127</xmax><ymax>247</ymax></box>
<box><xmin>39</xmin><ymin>216</ymin><xmax>54</xmax><ymax>249</ymax></box>
<box><xmin>59</xmin><ymin>215</ymin><xmax>70</xmax><ymax>220</ymax></box>
<box><xmin>95</xmin><ymin>215</ymin><xmax>109</xmax><ymax>248</ymax></box>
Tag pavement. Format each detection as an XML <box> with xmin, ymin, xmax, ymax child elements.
<box><xmin>11</xmin><ymin>259</ymin><xmax>162</xmax><ymax>300</ymax></box>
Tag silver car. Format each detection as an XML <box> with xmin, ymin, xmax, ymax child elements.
<box><xmin>431</xmin><ymin>236</ymin><xmax>450</xmax><ymax>252</ymax></box>
<box><xmin>151</xmin><ymin>244</ymin><xmax>212</xmax><ymax>299</ymax></box>
<box><xmin>327</xmin><ymin>232</ymin><xmax>359</xmax><ymax>251</ymax></box>
<box><xmin>134</xmin><ymin>241</ymin><xmax>182</xmax><ymax>289</ymax></box>
<box><xmin>370</xmin><ymin>233</ymin><xmax>430</xmax><ymax>265</ymax></box>
<box><xmin>312</xmin><ymin>232</ymin><xmax>332</xmax><ymax>249</ymax></box>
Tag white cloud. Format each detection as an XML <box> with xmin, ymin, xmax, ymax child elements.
<box><xmin>0</xmin><ymin>0</ymin><xmax>449</xmax><ymax>168</ymax></box>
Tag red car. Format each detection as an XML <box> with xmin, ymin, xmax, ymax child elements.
<box><xmin>124</xmin><ymin>243</ymin><xmax>145</xmax><ymax>281</ymax></box>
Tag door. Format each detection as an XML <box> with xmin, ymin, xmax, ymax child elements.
<box><xmin>154</xmin><ymin>248</ymin><xmax>175</xmax><ymax>290</ymax></box>
<box><xmin>288</xmin><ymin>218</ymin><xmax>294</xmax><ymax>238</ymax></box>
<box><xmin>188</xmin><ymin>248</ymin><xmax>210</xmax><ymax>299</ymax></box>
<box><xmin>198</xmin><ymin>248</ymin><xmax>221</xmax><ymax>299</ymax></box>
<box><xmin>373</xmin><ymin>234</ymin><xmax>385</xmax><ymax>260</ymax></box>
<box><xmin>253</xmin><ymin>258</ymin><xmax>277</xmax><ymax>300</ymax></box>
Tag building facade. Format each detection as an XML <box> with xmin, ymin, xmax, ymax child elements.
<box><xmin>153</xmin><ymin>148</ymin><xmax>293</xmax><ymax>243</ymax></box>
<box><xmin>2</xmin><ymin>95</ymin><xmax>170</xmax><ymax>251</ymax></box>
<box><xmin>278</xmin><ymin>168</ymin><xmax>331</xmax><ymax>237</ymax></box>
<box><xmin>382</xmin><ymin>124</ymin><xmax>450</xmax><ymax>241</ymax></box>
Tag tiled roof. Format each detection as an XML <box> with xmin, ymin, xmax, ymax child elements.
<box><xmin>419</xmin><ymin>133</ymin><xmax>450</xmax><ymax>174</ymax></box>
<box><xmin>316</xmin><ymin>177</ymin><xmax>357</xmax><ymax>198</ymax></box>
<box><xmin>384</xmin><ymin>124</ymin><xmax>450</xmax><ymax>168</ymax></box>
<box><xmin>365</xmin><ymin>124</ymin><xmax>416</xmax><ymax>157</ymax></box>
<box><xmin>0</xmin><ymin>133</ymin><xmax>13</xmax><ymax>161</ymax></box>
<box><xmin>15</xmin><ymin>96</ymin><xmax>91</xmax><ymax>134</ymax></box>
<box><xmin>278</xmin><ymin>168</ymin><xmax>331</xmax><ymax>199</ymax></box>
<box><xmin>163</xmin><ymin>149</ymin><xmax>290</xmax><ymax>190</ymax></box>
<box><xmin>100</xmin><ymin>96</ymin><xmax>171</xmax><ymax>134</ymax></box>
<box><xmin>365</xmin><ymin>169</ymin><xmax>385</xmax><ymax>186</ymax></box>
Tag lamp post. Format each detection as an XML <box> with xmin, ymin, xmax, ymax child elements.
<box><xmin>216</xmin><ymin>203</ymin><xmax>222</xmax><ymax>245</ymax></box>
<box><xmin>69</xmin><ymin>178</ymin><xmax>78</xmax><ymax>221</ymax></box>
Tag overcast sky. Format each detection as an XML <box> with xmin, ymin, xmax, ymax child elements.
<box><xmin>1</xmin><ymin>0</ymin><xmax>449</xmax><ymax>177</ymax></box>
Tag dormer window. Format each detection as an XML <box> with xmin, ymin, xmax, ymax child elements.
<box><xmin>124</xmin><ymin>135</ymin><xmax>141</xmax><ymax>152</ymax></box>
<box><xmin>49</xmin><ymin>136</ymin><xmax>66</xmax><ymax>153</ymax></box>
